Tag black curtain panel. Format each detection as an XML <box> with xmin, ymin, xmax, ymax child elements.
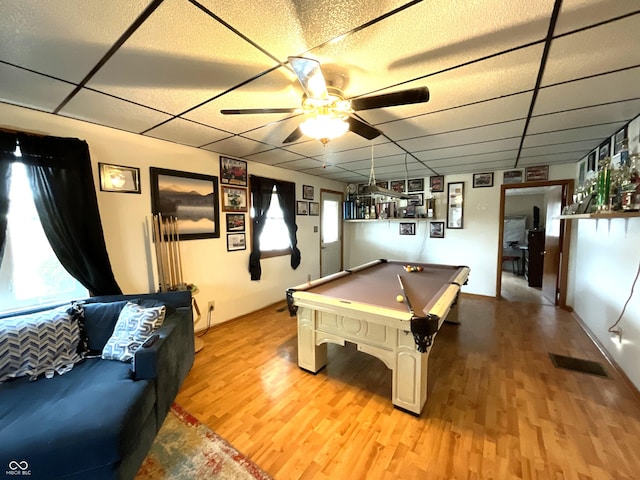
<box><xmin>0</xmin><ymin>131</ymin><xmax>18</xmax><ymax>264</ymax></box>
<box><xmin>274</xmin><ymin>179</ymin><xmax>301</xmax><ymax>270</ymax></box>
<box><xmin>248</xmin><ymin>175</ymin><xmax>276</xmax><ymax>280</ymax></box>
<box><xmin>17</xmin><ymin>133</ymin><xmax>122</xmax><ymax>296</ymax></box>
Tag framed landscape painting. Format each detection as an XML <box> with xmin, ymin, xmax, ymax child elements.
<box><xmin>150</xmin><ymin>167</ymin><xmax>220</xmax><ymax>240</ymax></box>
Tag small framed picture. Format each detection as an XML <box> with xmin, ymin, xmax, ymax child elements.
<box><xmin>226</xmin><ymin>233</ymin><xmax>246</xmax><ymax>251</ymax></box>
<box><xmin>221</xmin><ymin>186</ymin><xmax>247</xmax><ymax>212</ymax></box>
<box><xmin>99</xmin><ymin>163</ymin><xmax>140</xmax><ymax>193</ymax></box>
<box><xmin>390</xmin><ymin>180</ymin><xmax>405</xmax><ymax>192</ymax></box>
<box><xmin>430</xmin><ymin>221</ymin><xmax>445</xmax><ymax>238</ymax></box>
<box><xmin>407</xmin><ymin>178</ymin><xmax>424</xmax><ymax>192</ymax></box>
<box><xmin>296</xmin><ymin>201</ymin><xmax>308</xmax><ymax>215</ymax></box>
<box><xmin>220</xmin><ymin>156</ymin><xmax>247</xmax><ymax>186</ymax></box>
<box><xmin>598</xmin><ymin>140</ymin><xmax>610</xmax><ymax>160</ymax></box>
<box><xmin>376</xmin><ymin>180</ymin><xmax>389</xmax><ymax>189</ymax></box>
<box><xmin>587</xmin><ymin>151</ymin><xmax>597</xmax><ymax>172</ymax></box>
<box><xmin>309</xmin><ymin>202</ymin><xmax>319</xmax><ymax>216</ymax></box>
<box><xmin>399</xmin><ymin>222</ymin><xmax>415</xmax><ymax>235</ymax></box>
<box><xmin>472</xmin><ymin>172</ymin><xmax>494</xmax><ymax>188</ymax></box>
<box><xmin>302</xmin><ymin>185</ymin><xmax>314</xmax><ymax>200</ymax></box>
<box><xmin>525</xmin><ymin>165</ymin><xmax>549</xmax><ymax>182</ymax></box>
<box><xmin>408</xmin><ymin>193</ymin><xmax>424</xmax><ymax>206</ymax></box>
<box><xmin>226</xmin><ymin>213</ymin><xmax>245</xmax><ymax>232</ymax></box>
<box><xmin>503</xmin><ymin>170</ymin><xmax>523</xmax><ymax>184</ymax></box>
<box><xmin>429</xmin><ymin>175</ymin><xmax>444</xmax><ymax>192</ymax></box>
<box><xmin>447</xmin><ymin>182</ymin><xmax>464</xmax><ymax>229</ymax></box>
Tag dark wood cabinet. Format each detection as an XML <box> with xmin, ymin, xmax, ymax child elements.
<box><xmin>526</xmin><ymin>230</ymin><xmax>545</xmax><ymax>287</ymax></box>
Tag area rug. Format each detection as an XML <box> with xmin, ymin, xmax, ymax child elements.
<box><xmin>136</xmin><ymin>404</ymin><xmax>272</xmax><ymax>480</ymax></box>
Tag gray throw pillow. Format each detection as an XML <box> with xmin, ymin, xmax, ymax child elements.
<box><xmin>0</xmin><ymin>304</ymin><xmax>84</xmax><ymax>383</ymax></box>
<box><xmin>101</xmin><ymin>302</ymin><xmax>166</xmax><ymax>362</ymax></box>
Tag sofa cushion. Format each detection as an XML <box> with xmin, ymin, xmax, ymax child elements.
<box><xmin>81</xmin><ymin>300</ymin><xmax>128</xmax><ymax>353</ymax></box>
<box><xmin>102</xmin><ymin>302</ymin><xmax>166</xmax><ymax>362</ymax></box>
<box><xmin>0</xmin><ymin>358</ymin><xmax>157</xmax><ymax>479</ymax></box>
<box><xmin>0</xmin><ymin>303</ymin><xmax>84</xmax><ymax>383</ymax></box>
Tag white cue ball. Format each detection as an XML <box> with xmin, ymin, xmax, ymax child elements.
<box><xmin>396</xmin><ymin>294</ymin><xmax>404</xmax><ymax>302</ymax></box>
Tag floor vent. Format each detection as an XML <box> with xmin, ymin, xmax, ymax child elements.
<box><xmin>549</xmin><ymin>353</ymin><xmax>609</xmax><ymax>378</ymax></box>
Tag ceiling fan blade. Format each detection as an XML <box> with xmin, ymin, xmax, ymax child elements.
<box><xmin>350</xmin><ymin>86</ymin><xmax>429</xmax><ymax>111</ymax></box>
<box><xmin>283</xmin><ymin>126</ymin><xmax>304</xmax><ymax>144</ymax></box>
<box><xmin>347</xmin><ymin>117</ymin><xmax>382</xmax><ymax>140</ymax></box>
<box><xmin>221</xmin><ymin>108</ymin><xmax>297</xmax><ymax>115</ymax></box>
<box><xmin>288</xmin><ymin>56</ymin><xmax>328</xmax><ymax>100</ymax></box>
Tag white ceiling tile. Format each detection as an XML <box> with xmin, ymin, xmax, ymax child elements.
<box><xmin>310</xmin><ymin>1</ymin><xmax>553</xmax><ymax>99</ymax></box>
<box><xmin>427</xmin><ymin>150</ymin><xmax>519</xmax><ymax>168</ymax></box>
<box><xmin>144</xmin><ymin>118</ymin><xmax>231</xmax><ymax>147</ymax></box>
<box><xmin>87</xmin><ymin>0</ymin><xmax>280</xmax><ymax>114</ymax></box>
<box><xmin>529</xmin><ymin>99</ymin><xmax>640</xmax><ymax>134</ymax></box>
<box><xmin>534</xmin><ymin>67</ymin><xmax>640</xmax><ymax>115</ymax></box>
<box><xmin>0</xmin><ymin>0</ymin><xmax>151</xmax><ymax>82</ymax></box>
<box><xmin>278</xmin><ymin>158</ymin><xmax>324</xmax><ymax>170</ymax></box>
<box><xmin>554</xmin><ymin>0</ymin><xmax>640</xmax><ymax>35</ymax></box>
<box><xmin>398</xmin><ymin>120</ymin><xmax>525</xmax><ymax>152</ymax></box>
<box><xmin>60</xmin><ymin>88</ymin><xmax>172</xmax><ymax>133</ymax></box>
<box><xmin>414</xmin><ymin>138</ymin><xmax>521</xmax><ymax>162</ymax></box>
<box><xmin>521</xmin><ymin>140</ymin><xmax>596</xmax><ymax>157</ymax></box>
<box><xmin>202</xmin><ymin>135</ymin><xmax>272</xmax><ymax>157</ymax></box>
<box><xmin>518</xmin><ymin>152</ymin><xmax>585</xmax><ymax>165</ymax></box>
<box><xmin>523</xmin><ymin>123</ymin><xmax>625</xmax><ymax>148</ymax></box>
<box><xmin>543</xmin><ymin>15</ymin><xmax>640</xmax><ymax>86</ymax></box>
<box><xmin>0</xmin><ymin>63</ymin><xmax>75</xmax><ymax>112</ymax></box>
<box><xmin>245</xmin><ymin>148</ymin><xmax>304</xmax><ymax>165</ymax></box>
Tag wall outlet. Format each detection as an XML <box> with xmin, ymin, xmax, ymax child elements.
<box><xmin>208</xmin><ymin>300</ymin><xmax>215</xmax><ymax>312</ymax></box>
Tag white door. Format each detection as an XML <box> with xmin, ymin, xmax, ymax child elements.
<box><xmin>320</xmin><ymin>190</ymin><xmax>343</xmax><ymax>277</ymax></box>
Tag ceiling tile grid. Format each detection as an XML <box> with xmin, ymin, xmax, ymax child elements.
<box><xmin>0</xmin><ymin>0</ymin><xmax>638</xmax><ymax>181</ymax></box>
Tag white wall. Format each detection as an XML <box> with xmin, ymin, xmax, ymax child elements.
<box><xmin>0</xmin><ymin>102</ymin><xmax>344</xmax><ymax>329</ymax></box>
<box><xmin>504</xmin><ymin>193</ymin><xmax>546</xmax><ymax>230</ymax></box>
<box><xmin>568</xmin><ymin>218</ymin><xmax>640</xmax><ymax>389</ymax></box>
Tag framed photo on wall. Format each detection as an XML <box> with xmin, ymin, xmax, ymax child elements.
<box><xmin>503</xmin><ymin>170</ymin><xmax>523</xmax><ymax>184</ymax></box>
<box><xmin>309</xmin><ymin>202</ymin><xmax>319</xmax><ymax>216</ymax></box>
<box><xmin>407</xmin><ymin>178</ymin><xmax>424</xmax><ymax>192</ymax></box>
<box><xmin>99</xmin><ymin>163</ymin><xmax>140</xmax><ymax>194</ymax></box>
<box><xmin>525</xmin><ymin>165</ymin><xmax>549</xmax><ymax>182</ymax></box>
<box><xmin>472</xmin><ymin>172</ymin><xmax>493</xmax><ymax>188</ymax></box>
<box><xmin>390</xmin><ymin>180</ymin><xmax>405</xmax><ymax>192</ymax></box>
<box><xmin>303</xmin><ymin>185</ymin><xmax>314</xmax><ymax>200</ymax></box>
<box><xmin>220</xmin><ymin>156</ymin><xmax>247</xmax><ymax>186</ymax></box>
<box><xmin>429</xmin><ymin>175</ymin><xmax>444</xmax><ymax>192</ymax></box>
<box><xmin>150</xmin><ymin>167</ymin><xmax>220</xmax><ymax>240</ymax></box>
<box><xmin>226</xmin><ymin>213</ymin><xmax>245</xmax><ymax>232</ymax></box>
<box><xmin>221</xmin><ymin>186</ymin><xmax>247</xmax><ymax>212</ymax></box>
<box><xmin>296</xmin><ymin>201</ymin><xmax>308</xmax><ymax>215</ymax></box>
<box><xmin>429</xmin><ymin>221</ymin><xmax>444</xmax><ymax>238</ymax></box>
<box><xmin>399</xmin><ymin>223</ymin><xmax>415</xmax><ymax>235</ymax></box>
<box><xmin>446</xmin><ymin>181</ymin><xmax>464</xmax><ymax>229</ymax></box>
<box><xmin>226</xmin><ymin>233</ymin><xmax>246</xmax><ymax>251</ymax></box>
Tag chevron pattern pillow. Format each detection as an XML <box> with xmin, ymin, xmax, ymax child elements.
<box><xmin>0</xmin><ymin>304</ymin><xmax>84</xmax><ymax>383</ymax></box>
<box><xmin>101</xmin><ymin>302</ymin><xmax>166</xmax><ymax>362</ymax></box>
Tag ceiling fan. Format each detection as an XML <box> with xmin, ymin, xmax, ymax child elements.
<box><xmin>221</xmin><ymin>56</ymin><xmax>430</xmax><ymax>144</ymax></box>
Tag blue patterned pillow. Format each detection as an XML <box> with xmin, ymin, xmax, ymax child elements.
<box><xmin>101</xmin><ymin>302</ymin><xmax>166</xmax><ymax>362</ymax></box>
<box><xmin>0</xmin><ymin>304</ymin><xmax>84</xmax><ymax>383</ymax></box>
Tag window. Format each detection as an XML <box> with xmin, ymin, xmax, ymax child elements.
<box><xmin>251</xmin><ymin>185</ymin><xmax>291</xmax><ymax>256</ymax></box>
<box><xmin>0</xmin><ymin>160</ymin><xmax>88</xmax><ymax>314</ymax></box>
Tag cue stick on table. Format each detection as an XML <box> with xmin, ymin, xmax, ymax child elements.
<box><xmin>397</xmin><ymin>274</ymin><xmax>415</xmax><ymax>316</ymax></box>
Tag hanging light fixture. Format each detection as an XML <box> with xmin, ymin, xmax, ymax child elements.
<box><xmin>299</xmin><ymin>113</ymin><xmax>349</xmax><ymax>143</ymax></box>
<box><xmin>361</xmin><ymin>143</ymin><xmax>412</xmax><ymax>200</ymax></box>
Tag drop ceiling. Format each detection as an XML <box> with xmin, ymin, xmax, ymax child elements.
<box><xmin>1</xmin><ymin>0</ymin><xmax>638</xmax><ymax>185</ymax></box>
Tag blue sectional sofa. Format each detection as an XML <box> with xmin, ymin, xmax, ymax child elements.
<box><xmin>0</xmin><ymin>290</ymin><xmax>195</xmax><ymax>480</ymax></box>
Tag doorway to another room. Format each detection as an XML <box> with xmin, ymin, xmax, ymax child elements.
<box><xmin>320</xmin><ymin>189</ymin><xmax>343</xmax><ymax>277</ymax></box>
<box><xmin>496</xmin><ymin>180</ymin><xmax>573</xmax><ymax>307</ymax></box>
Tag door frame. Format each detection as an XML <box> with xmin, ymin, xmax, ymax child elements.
<box><xmin>319</xmin><ymin>189</ymin><xmax>344</xmax><ymax>276</ymax></box>
<box><xmin>496</xmin><ymin>179</ymin><xmax>574</xmax><ymax>308</ymax></box>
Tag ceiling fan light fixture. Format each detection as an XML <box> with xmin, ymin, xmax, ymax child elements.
<box><xmin>300</xmin><ymin>114</ymin><xmax>349</xmax><ymax>142</ymax></box>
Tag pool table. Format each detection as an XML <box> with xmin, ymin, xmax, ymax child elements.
<box><xmin>286</xmin><ymin>259</ymin><xmax>469</xmax><ymax>415</ymax></box>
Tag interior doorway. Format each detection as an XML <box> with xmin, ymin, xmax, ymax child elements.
<box><xmin>320</xmin><ymin>189</ymin><xmax>343</xmax><ymax>277</ymax></box>
<box><xmin>496</xmin><ymin>179</ymin><xmax>574</xmax><ymax>307</ymax></box>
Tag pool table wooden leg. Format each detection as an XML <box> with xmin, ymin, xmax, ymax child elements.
<box><xmin>296</xmin><ymin>307</ymin><xmax>328</xmax><ymax>373</ymax></box>
<box><xmin>392</xmin><ymin>332</ymin><xmax>429</xmax><ymax>415</ymax></box>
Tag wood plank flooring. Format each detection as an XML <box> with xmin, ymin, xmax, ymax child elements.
<box><xmin>176</xmin><ymin>296</ymin><xmax>640</xmax><ymax>479</ymax></box>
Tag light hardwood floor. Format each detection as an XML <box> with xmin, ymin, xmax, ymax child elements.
<box><xmin>176</xmin><ymin>296</ymin><xmax>640</xmax><ymax>479</ymax></box>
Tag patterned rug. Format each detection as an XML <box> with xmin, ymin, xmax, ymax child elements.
<box><xmin>136</xmin><ymin>404</ymin><xmax>272</xmax><ymax>480</ymax></box>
